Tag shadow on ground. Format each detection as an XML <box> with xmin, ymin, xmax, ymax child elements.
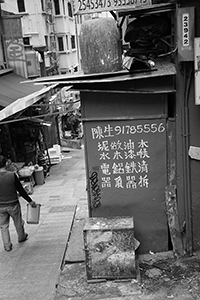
<box><xmin>54</xmin><ymin>199</ymin><xmax>200</xmax><ymax>300</ymax></box>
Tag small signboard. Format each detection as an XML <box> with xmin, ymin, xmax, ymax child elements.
<box><xmin>84</xmin><ymin>118</ymin><xmax>168</xmax><ymax>253</ymax></box>
<box><xmin>177</xmin><ymin>7</ymin><xmax>195</xmax><ymax>62</ymax></box>
<box><xmin>73</xmin><ymin>0</ymin><xmax>152</xmax><ymax>15</ymax></box>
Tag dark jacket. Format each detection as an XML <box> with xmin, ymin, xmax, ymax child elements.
<box><xmin>0</xmin><ymin>171</ymin><xmax>32</xmax><ymax>206</ymax></box>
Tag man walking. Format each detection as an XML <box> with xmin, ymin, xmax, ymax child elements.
<box><xmin>0</xmin><ymin>155</ymin><xmax>37</xmax><ymax>252</ymax></box>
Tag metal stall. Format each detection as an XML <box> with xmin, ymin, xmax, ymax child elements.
<box><xmin>27</xmin><ymin>0</ymin><xmax>200</xmax><ymax>256</ymax></box>
<box><xmin>30</xmin><ymin>1</ymin><xmax>180</xmax><ymax>255</ymax></box>
<box><xmin>73</xmin><ymin>0</ymin><xmax>178</xmax><ymax>254</ymax></box>
<box><xmin>77</xmin><ymin>62</ymin><xmax>176</xmax><ymax>254</ymax></box>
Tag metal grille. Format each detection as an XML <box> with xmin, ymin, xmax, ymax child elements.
<box><xmin>49</xmin><ymin>205</ymin><xmax>76</xmax><ymax>213</ymax></box>
<box><xmin>49</xmin><ymin>195</ymin><xmax>60</xmax><ymax>201</ymax></box>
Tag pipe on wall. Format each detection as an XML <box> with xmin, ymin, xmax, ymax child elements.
<box><xmin>181</xmin><ymin>62</ymin><xmax>193</xmax><ymax>255</ymax></box>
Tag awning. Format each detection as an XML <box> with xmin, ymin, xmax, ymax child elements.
<box><xmin>0</xmin><ymin>70</ymin><xmax>45</xmax><ymax>108</ymax></box>
<box><xmin>0</xmin><ymin>70</ymin><xmax>57</xmax><ymax>122</ymax></box>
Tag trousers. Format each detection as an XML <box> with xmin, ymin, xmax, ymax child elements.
<box><xmin>0</xmin><ymin>202</ymin><xmax>26</xmax><ymax>250</ymax></box>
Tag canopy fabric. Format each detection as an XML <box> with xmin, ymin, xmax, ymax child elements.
<box><xmin>0</xmin><ymin>70</ymin><xmax>56</xmax><ymax>122</ymax></box>
<box><xmin>0</xmin><ymin>70</ymin><xmax>45</xmax><ymax>108</ymax></box>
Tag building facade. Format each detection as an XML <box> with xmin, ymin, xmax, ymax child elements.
<box><xmin>1</xmin><ymin>0</ymin><xmax>80</xmax><ymax>77</ymax></box>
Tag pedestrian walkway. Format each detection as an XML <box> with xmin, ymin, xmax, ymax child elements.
<box><xmin>0</xmin><ymin>147</ymin><xmax>87</xmax><ymax>300</ymax></box>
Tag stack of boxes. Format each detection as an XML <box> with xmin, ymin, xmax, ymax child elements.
<box><xmin>47</xmin><ymin>144</ymin><xmax>62</xmax><ymax>165</ymax></box>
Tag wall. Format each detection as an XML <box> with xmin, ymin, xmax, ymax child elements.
<box><xmin>176</xmin><ymin>0</ymin><xmax>200</xmax><ymax>252</ymax></box>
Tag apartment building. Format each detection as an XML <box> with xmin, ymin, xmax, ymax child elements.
<box><xmin>1</xmin><ymin>0</ymin><xmax>79</xmax><ymax>77</ymax></box>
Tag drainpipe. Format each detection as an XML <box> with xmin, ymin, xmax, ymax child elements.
<box><xmin>74</xmin><ymin>15</ymin><xmax>80</xmax><ymax>71</ymax></box>
<box><xmin>181</xmin><ymin>62</ymin><xmax>193</xmax><ymax>255</ymax></box>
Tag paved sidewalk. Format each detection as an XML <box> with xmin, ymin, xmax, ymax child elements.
<box><xmin>0</xmin><ymin>148</ymin><xmax>87</xmax><ymax>300</ymax></box>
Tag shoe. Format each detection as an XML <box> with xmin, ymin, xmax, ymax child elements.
<box><xmin>19</xmin><ymin>233</ymin><xmax>28</xmax><ymax>243</ymax></box>
<box><xmin>5</xmin><ymin>243</ymin><xmax>12</xmax><ymax>252</ymax></box>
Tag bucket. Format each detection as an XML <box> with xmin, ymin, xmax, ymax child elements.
<box><xmin>27</xmin><ymin>204</ymin><xmax>41</xmax><ymax>224</ymax></box>
<box><xmin>34</xmin><ymin>166</ymin><xmax>44</xmax><ymax>185</ymax></box>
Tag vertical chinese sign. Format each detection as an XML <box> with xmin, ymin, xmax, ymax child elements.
<box><xmin>177</xmin><ymin>7</ymin><xmax>195</xmax><ymax>62</ymax></box>
<box><xmin>2</xmin><ymin>16</ymin><xmax>27</xmax><ymax>78</ymax></box>
<box><xmin>85</xmin><ymin>118</ymin><xmax>168</xmax><ymax>253</ymax></box>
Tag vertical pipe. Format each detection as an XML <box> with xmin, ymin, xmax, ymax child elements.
<box><xmin>181</xmin><ymin>64</ymin><xmax>193</xmax><ymax>255</ymax></box>
<box><xmin>185</xmin><ymin>106</ymin><xmax>193</xmax><ymax>254</ymax></box>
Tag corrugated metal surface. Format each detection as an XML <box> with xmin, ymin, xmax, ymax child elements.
<box><xmin>30</xmin><ymin>58</ymin><xmax>176</xmax><ymax>86</ymax></box>
<box><xmin>0</xmin><ymin>70</ymin><xmax>44</xmax><ymax>107</ymax></box>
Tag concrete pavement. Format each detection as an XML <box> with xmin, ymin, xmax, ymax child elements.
<box><xmin>0</xmin><ymin>147</ymin><xmax>87</xmax><ymax>300</ymax></box>
<box><xmin>1</xmin><ymin>146</ymin><xmax>199</xmax><ymax>300</ymax></box>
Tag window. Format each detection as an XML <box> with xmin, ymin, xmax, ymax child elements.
<box><xmin>54</xmin><ymin>0</ymin><xmax>60</xmax><ymax>15</ymax></box>
<box><xmin>63</xmin><ymin>0</ymin><xmax>65</xmax><ymax>14</ymax></box>
<box><xmin>68</xmin><ymin>2</ymin><xmax>73</xmax><ymax>18</ymax></box>
<box><xmin>50</xmin><ymin>35</ymin><xmax>57</xmax><ymax>50</ymax></box>
<box><xmin>66</xmin><ymin>35</ymin><xmax>69</xmax><ymax>51</ymax></box>
<box><xmin>77</xmin><ymin>15</ymin><xmax>82</xmax><ymax>24</ymax></box>
<box><xmin>23</xmin><ymin>37</ymin><xmax>30</xmax><ymax>45</ymax></box>
<box><xmin>41</xmin><ymin>0</ymin><xmax>44</xmax><ymax>11</ymax></box>
<box><xmin>71</xmin><ymin>35</ymin><xmax>76</xmax><ymax>49</ymax></box>
<box><xmin>45</xmin><ymin>36</ymin><xmax>48</xmax><ymax>49</ymax></box>
<box><xmin>57</xmin><ymin>37</ymin><xmax>64</xmax><ymax>51</ymax></box>
<box><xmin>17</xmin><ymin>0</ymin><xmax>25</xmax><ymax>12</ymax></box>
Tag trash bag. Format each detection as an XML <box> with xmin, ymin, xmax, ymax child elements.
<box><xmin>124</xmin><ymin>15</ymin><xmax>171</xmax><ymax>47</ymax></box>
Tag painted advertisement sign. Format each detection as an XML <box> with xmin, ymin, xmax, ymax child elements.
<box><xmin>73</xmin><ymin>0</ymin><xmax>152</xmax><ymax>15</ymax></box>
<box><xmin>85</xmin><ymin>118</ymin><xmax>168</xmax><ymax>253</ymax></box>
<box><xmin>2</xmin><ymin>16</ymin><xmax>27</xmax><ymax>77</ymax></box>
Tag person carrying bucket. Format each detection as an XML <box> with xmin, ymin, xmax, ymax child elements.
<box><xmin>0</xmin><ymin>155</ymin><xmax>37</xmax><ymax>252</ymax></box>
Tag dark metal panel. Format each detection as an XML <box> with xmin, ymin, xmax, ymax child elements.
<box><xmin>84</xmin><ymin>118</ymin><xmax>168</xmax><ymax>254</ymax></box>
<box><xmin>81</xmin><ymin>92</ymin><xmax>167</xmax><ymax>119</ymax></box>
<box><xmin>165</xmin><ymin>185</ymin><xmax>185</xmax><ymax>257</ymax></box>
<box><xmin>167</xmin><ymin>118</ymin><xmax>176</xmax><ymax>186</ymax></box>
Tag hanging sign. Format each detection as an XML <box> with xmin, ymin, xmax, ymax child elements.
<box><xmin>73</xmin><ymin>0</ymin><xmax>152</xmax><ymax>15</ymax></box>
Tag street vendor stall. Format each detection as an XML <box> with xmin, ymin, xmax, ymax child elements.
<box><xmin>30</xmin><ymin>0</ymin><xmax>200</xmax><ymax>258</ymax></box>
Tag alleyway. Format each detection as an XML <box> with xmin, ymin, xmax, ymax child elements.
<box><xmin>0</xmin><ymin>147</ymin><xmax>87</xmax><ymax>300</ymax></box>
<box><xmin>1</xmin><ymin>147</ymin><xmax>200</xmax><ymax>300</ymax></box>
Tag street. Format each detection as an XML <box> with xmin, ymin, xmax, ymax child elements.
<box><xmin>0</xmin><ymin>147</ymin><xmax>86</xmax><ymax>300</ymax></box>
<box><xmin>0</xmin><ymin>147</ymin><xmax>200</xmax><ymax>300</ymax></box>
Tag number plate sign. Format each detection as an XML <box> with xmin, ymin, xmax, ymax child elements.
<box><xmin>177</xmin><ymin>7</ymin><xmax>195</xmax><ymax>61</ymax></box>
<box><xmin>73</xmin><ymin>0</ymin><xmax>152</xmax><ymax>15</ymax></box>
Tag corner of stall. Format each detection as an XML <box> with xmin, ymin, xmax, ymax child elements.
<box><xmin>28</xmin><ymin>0</ymin><xmax>200</xmax><ymax>262</ymax></box>
<box><xmin>0</xmin><ymin>74</ymin><xmax>63</xmax><ymax>193</ymax></box>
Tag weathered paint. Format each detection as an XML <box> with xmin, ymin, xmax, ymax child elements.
<box><xmin>165</xmin><ymin>185</ymin><xmax>185</xmax><ymax>257</ymax></box>
<box><xmin>82</xmin><ymin>91</ymin><xmax>170</xmax><ymax>254</ymax></box>
<box><xmin>83</xmin><ymin>217</ymin><xmax>136</xmax><ymax>280</ymax></box>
